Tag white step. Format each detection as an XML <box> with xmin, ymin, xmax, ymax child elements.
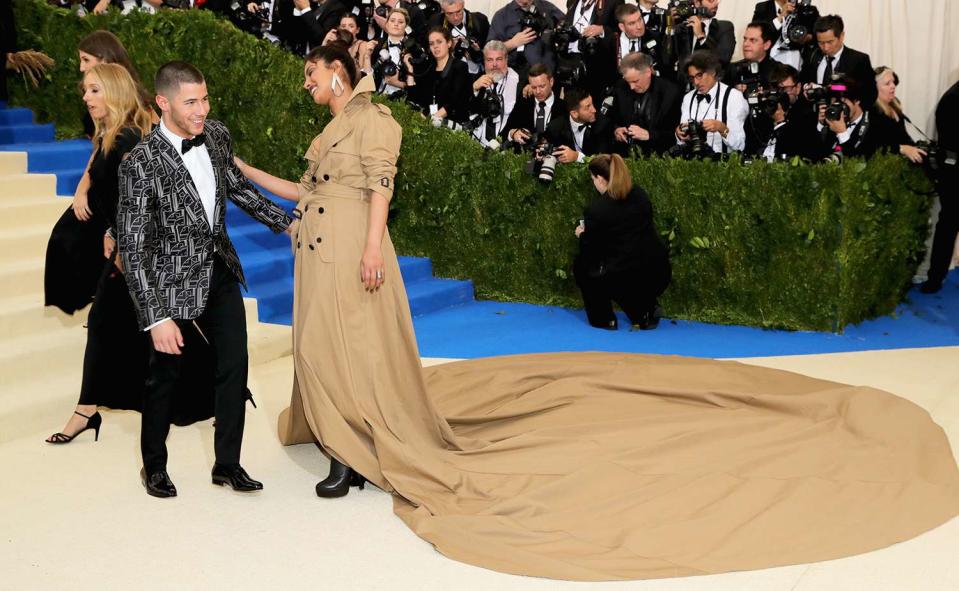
<box><xmin>0</xmin><ymin>195</ymin><xmax>69</xmax><ymax>226</ymax></box>
<box><xmin>0</xmin><ymin>152</ymin><xmax>27</xmax><ymax>175</ymax></box>
<box><xmin>0</xmin><ymin>223</ymin><xmax>55</xmax><ymax>264</ymax></box>
<box><xmin>0</xmin><ymin>256</ymin><xmax>45</xmax><ymax>298</ymax></box>
<box><xmin>0</xmin><ymin>173</ymin><xmax>58</xmax><ymax>198</ymax></box>
<box><xmin>0</xmin><ymin>294</ymin><xmax>88</xmax><ymax>338</ymax></box>
<box><xmin>0</xmin><ymin>324</ymin><xmax>87</xmax><ymax>386</ymax></box>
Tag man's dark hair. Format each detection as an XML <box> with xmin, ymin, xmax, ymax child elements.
<box><xmin>815</xmin><ymin>14</ymin><xmax>844</xmax><ymax>37</ymax></box>
<box><xmin>684</xmin><ymin>50</ymin><xmax>721</xmax><ymax>77</ymax></box>
<box><xmin>747</xmin><ymin>21</ymin><xmax>777</xmax><ymax>45</ymax></box>
<box><xmin>769</xmin><ymin>63</ymin><xmax>800</xmax><ymax>88</ymax></box>
<box><xmin>155</xmin><ymin>61</ymin><xmax>205</xmax><ymax>98</ymax></box>
<box><xmin>564</xmin><ymin>87</ymin><xmax>591</xmax><ymax>112</ymax></box>
<box><xmin>831</xmin><ymin>74</ymin><xmax>861</xmax><ymax>103</ymax></box>
<box><xmin>528</xmin><ymin>63</ymin><xmax>552</xmax><ymax>79</ymax></box>
<box><xmin>615</xmin><ymin>3</ymin><xmax>640</xmax><ymax>23</ymax></box>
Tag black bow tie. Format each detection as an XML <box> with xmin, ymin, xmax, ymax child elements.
<box><xmin>695</xmin><ymin>93</ymin><xmax>711</xmax><ymax>103</ymax></box>
<box><xmin>388</xmin><ymin>41</ymin><xmax>402</xmax><ymax>48</ymax></box>
<box><xmin>578</xmin><ymin>123</ymin><xmax>590</xmax><ymax>133</ymax></box>
<box><xmin>181</xmin><ymin>134</ymin><xmax>206</xmax><ymax>154</ymax></box>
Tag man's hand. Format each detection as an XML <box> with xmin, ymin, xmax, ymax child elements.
<box><xmin>103</xmin><ymin>234</ymin><xmax>116</xmax><ymax>260</ymax></box>
<box><xmin>675</xmin><ymin>124</ymin><xmax>690</xmax><ymax>141</ymax></box>
<box><xmin>511</xmin><ymin>128</ymin><xmax>531</xmax><ymax>144</ymax></box>
<box><xmin>509</xmin><ymin>28</ymin><xmax>538</xmax><ymax>49</ymax></box>
<box><xmin>582</xmin><ymin>24</ymin><xmax>604</xmax><ymax>38</ymax></box>
<box><xmin>777</xmin><ymin>0</ymin><xmax>795</xmax><ymax>22</ymax></box>
<box><xmin>554</xmin><ymin>145</ymin><xmax>579</xmax><ymax>164</ymax></box>
<box><xmin>826</xmin><ymin>115</ymin><xmax>847</xmax><ymax>135</ymax></box>
<box><xmin>574</xmin><ymin>223</ymin><xmax>585</xmax><ymax>238</ymax></box>
<box><xmin>151</xmin><ymin>320</ymin><xmax>184</xmax><ymax>355</ymax></box>
<box><xmin>900</xmin><ymin>145</ymin><xmax>927</xmax><ymax>164</ymax></box>
<box><xmin>521</xmin><ymin>83</ymin><xmax>534</xmax><ymax>98</ymax></box>
<box><xmin>627</xmin><ymin>125</ymin><xmax>650</xmax><ymax>142</ymax></box>
<box><xmin>614</xmin><ymin>127</ymin><xmax>629</xmax><ymax>143</ymax></box>
<box><xmin>472</xmin><ymin>74</ymin><xmax>494</xmax><ymax>92</ymax></box>
<box><xmin>73</xmin><ymin>188</ymin><xmax>92</xmax><ymax>222</ymax></box>
<box><xmin>817</xmin><ymin>103</ymin><xmax>827</xmax><ymax>124</ymax></box>
<box><xmin>246</xmin><ymin>2</ymin><xmax>259</xmax><ymax>12</ymax></box>
<box><xmin>701</xmin><ymin>119</ymin><xmax>727</xmax><ymax>135</ymax></box>
<box><xmin>323</xmin><ymin>28</ymin><xmax>339</xmax><ymax>45</ymax></box>
<box><xmin>689</xmin><ymin>16</ymin><xmax>705</xmax><ymax>40</ymax></box>
<box><xmin>93</xmin><ymin>0</ymin><xmax>110</xmax><ymax>14</ymax></box>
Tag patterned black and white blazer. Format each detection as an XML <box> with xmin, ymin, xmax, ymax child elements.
<box><xmin>117</xmin><ymin>119</ymin><xmax>292</xmax><ymax>330</ymax></box>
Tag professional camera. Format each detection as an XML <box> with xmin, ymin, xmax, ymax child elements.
<box><xmin>474</xmin><ymin>85</ymin><xmax>504</xmax><ymax>120</ymax></box>
<box><xmin>526</xmin><ymin>139</ymin><xmax>559</xmax><ymax>184</ymax></box>
<box><xmin>645</xmin><ymin>7</ymin><xmax>668</xmax><ymax>34</ymax></box>
<box><xmin>229</xmin><ymin>1</ymin><xmax>270</xmax><ymax>36</ymax></box>
<box><xmin>519</xmin><ymin>7</ymin><xmax>551</xmax><ymax>36</ymax></box>
<box><xmin>669</xmin><ymin>120</ymin><xmax>714</xmax><ymax>159</ymax></box>
<box><xmin>416</xmin><ymin>0</ymin><xmax>441</xmax><ymax>21</ymax></box>
<box><xmin>915</xmin><ymin>140</ymin><xmax>941</xmax><ymax>174</ymax></box>
<box><xmin>550</xmin><ymin>25</ymin><xmax>602</xmax><ymax>58</ymax></box>
<box><xmin>734</xmin><ymin>61</ymin><xmax>763</xmax><ymax>94</ymax></box>
<box><xmin>669</xmin><ymin>0</ymin><xmax>710</xmax><ymax>22</ymax></box>
<box><xmin>824</xmin><ymin>100</ymin><xmax>850</xmax><ymax>122</ymax></box>
<box><xmin>748</xmin><ymin>89</ymin><xmax>789</xmax><ymax>119</ymax></box>
<box><xmin>372</xmin><ymin>48</ymin><xmax>400</xmax><ymax>79</ymax></box>
<box><xmin>783</xmin><ymin>0</ymin><xmax>818</xmax><ymax>49</ymax></box>
<box><xmin>401</xmin><ymin>37</ymin><xmax>433</xmax><ymax>76</ymax></box>
<box><xmin>805</xmin><ymin>85</ymin><xmax>829</xmax><ymax>104</ymax></box>
<box><xmin>554</xmin><ymin>54</ymin><xmax>587</xmax><ymax>89</ymax></box>
<box><xmin>374</xmin><ymin>3</ymin><xmax>390</xmax><ymax>18</ymax></box>
<box><xmin>452</xmin><ymin>36</ymin><xmax>484</xmax><ymax>63</ymax></box>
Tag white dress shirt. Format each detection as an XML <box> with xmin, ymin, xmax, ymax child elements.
<box><xmin>677</xmin><ymin>81</ymin><xmax>749</xmax><ymax>153</ymax></box>
<box><xmin>569</xmin><ymin>0</ymin><xmax>600</xmax><ymax>54</ymax></box>
<box><xmin>620</xmin><ymin>33</ymin><xmax>641</xmax><ymax>60</ymax></box>
<box><xmin>569</xmin><ymin>116</ymin><xmax>589</xmax><ymax>163</ymax></box>
<box><xmin>472</xmin><ymin>68</ymin><xmax>520</xmax><ymax>147</ymax></box>
<box><xmin>816</xmin><ymin>46</ymin><xmax>844</xmax><ymax>85</ymax></box>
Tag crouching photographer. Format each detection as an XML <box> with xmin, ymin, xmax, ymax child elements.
<box><xmin>574</xmin><ymin>153</ymin><xmax>671</xmax><ymax>330</ymax></box>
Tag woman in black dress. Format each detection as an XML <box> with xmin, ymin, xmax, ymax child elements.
<box><xmin>406</xmin><ymin>27</ymin><xmax>472</xmax><ymax>126</ymax></box>
<box><xmin>574</xmin><ymin>153</ymin><xmax>671</xmax><ymax>330</ymax></box>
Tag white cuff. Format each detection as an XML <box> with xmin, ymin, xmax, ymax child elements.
<box><xmin>576</xmin><ymin>151</ymin><xmax>585</xmax><ymax>163</ymax></box>
<box><xmin>145</xmin><ymin>318</ymin><xmax>171</xmax><ymax>332</ymax></box>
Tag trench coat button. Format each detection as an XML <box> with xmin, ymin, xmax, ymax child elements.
<box><xmin>311</xmin><ymin>176</ymin><xmax>316</xmax><ymax>183</ymax></box>
<box><xmin>318</xmin><ymin>207</ymin><xmax>325</xmax><ymax>214</ymax></box>
<box><xmin>322</xmin><ymin>174</ymin><xmax>330</xmax><ymax>181</ymax></box>
<box><xmin>316</xmin><ymin>237</ymin><xmax>322</xmax><ymax>243</ymax></box>
<box><xmin>309</xmin><ymin>244</ymin><xmax>315</xmax><ymax>250</ymax></box>
<box><xmin>296</xmin><ymin>241</ymin><xmax>301</xmax><ymax>248</ymax></box>
<box><xmin>304</xmin><ymin>204</ymin><xmax>309</xmax><ymax>212</ymax></box>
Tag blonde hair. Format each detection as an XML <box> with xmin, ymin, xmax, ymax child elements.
<box><xmin>874</xmin><ymin>66</ymin><xmax>903</xmax><ymax>121</ymax></box>
<box><xmin>85</xmin><ymin>63</ymin><xmax>153</xmax><ymax>154</ymax></box>
<box><xmin>588</xmin><ymin>154</ymin><xmax>633</xmax><ymax>200</ymax></box>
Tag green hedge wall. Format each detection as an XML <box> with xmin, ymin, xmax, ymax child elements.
<box><xmin>11</xmin><ymin>0</ymin><xmax>933</xmax><ymax>331</ymax></box>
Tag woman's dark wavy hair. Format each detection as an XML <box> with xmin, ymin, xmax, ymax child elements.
<box><xmin>306</xmin><ymin>42</ymin><xmax>360</xmax><ymax>87</ymax></box>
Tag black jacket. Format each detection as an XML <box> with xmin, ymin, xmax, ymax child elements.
<box><xmin>501</xmin><ymin>91</ymin><xmax>567</xmax><ymax>146</ymax></box>
<box><xmin>409</xmin><ymin>59</ymin><xmax>473</xmax><ymax>124</ymax></box>
<box><xmin>428</xmin><ymin>9</ymin><xmax>491</xmax><ymax>47</ymax></box>
<box><xmin>818</xmin><ymin>106</ymin><xmax>904</xmax><ymax>160</ymax></box>
<box><xmin>608</xmin><ymin>76</ymin><xmax>682</xmax><ymax>155</ymax></box>
<box><xmin>674</xmin><ymin>18</ymin><xmax>736</xmax><ymax>69</ymax></box>
<box><xmin>578</xmin><ymin>186</ymin><xmax>670</xmax><ymax>275</ymax></box>
<box><xmin>299</xmin><ymin>0</ymin><xmax>349</xmax><ymax>48</ymax></box>
<box><xmin>800</xmin><ymin>46</ymin><xmax>876</xmax><ymax>107</ymax></box>
<box><xmin>544</xmin><ymin>112</ymin><xmax>616</xmax><ymax>156</ymax></box>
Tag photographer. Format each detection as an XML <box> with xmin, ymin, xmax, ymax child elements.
<box><xmin>296</xmin><ymin>0</ymin><xmax>349</xmax><ymax>51</ymax></box>
<box><xmin>561</xmin><ymin>0</ymin><xmax>623</xmax><ymax>102</ymax></box>
<box><xmin>469</xmin><ymin>40</ymin><xmax>521</xmax><ymax>147</ymax></box>
<box><xmin>370</xmin><ymin>0</ymin><xmax>429</xmax><ymax>44</ymax></box>
<box><xmin>873</xmin><ymin>66</ymin><xmax>926</xmax><ymax>164</ymax></box>
<box><xmin>731</xmin><ymin>21</ymin><xmax>777</xmax><ymax>91</ymax></box>
<box><xmin>368</xmin><ymin>7</ymin><xmax>420</xmax><ymax>96</ymax></box>
<box><xmin>429</xmin><ymin>0</ymin><xmax>489</xmax><ymax>74</ymax></box>
<box><xmin>574</xmin><ymin>153</ymin><xmax>671</xmax><ymax>330</ymax></box>
<box><xmin>489</xmin><ymin>0</ymin><xmax>565</xmax><ymax>81</ymax></box>
<box><xmin>675</xmin><ymin>50</ymin><xmax>748</xmax><ymax>155</ymax></box>
<box><xmin>608</xmin><ymin>52</ymin><xmax>682</xmax><ymax>156</ymax></box>
<box><xmin>501</xmin><ymin>63</ymin><xmax>566</xmax><ymax>150</ymax></box>
<box><xmin>921</xmin><ymin>80</ymin><xmax>959</xmax><ymax>294</ymax></box>
<box><xmin>800</xmin><ymin>14</ymin><xmax>876</xmax><ymax>108</ymax></box>
<box><xmin>752</xmin><ymin>0</ymin><xmax>819</xmax><ymax>70</ymax></box>
<box><xmin>544</xmin><ymin>87</ymin><xmax>615</xmax><ymax>163</ymax></box>
<box><xmin>757</xmin><ymin>63</ymin><xmax>824</xmax><ymax>160</ymax></box>
<box><xmin>672</xmin><ymin>0</ymin><xmax>736</xmax><ymax>70</ymax></box>
<box><xmin>612</xmin><ymin>4</ymin><xmax>666</xmax><ymax>75</ymax></box>
<box><xmin>407</xmin><ymin>27</ymin><xmax>472</xmax><ymax>125</ymax></box>
<box><xmin>815</xmin><ymin>76</ymin><xmax>903</xmax><ymax>160</ymax></box>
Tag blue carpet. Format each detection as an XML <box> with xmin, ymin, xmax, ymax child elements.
<box><xmin>410</xmin><ymin>270</ymin><xmax>959</xmax><ymax>359</ymax></box>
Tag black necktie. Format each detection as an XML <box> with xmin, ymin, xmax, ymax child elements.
<box><xmin>696</xmin><ymin>93</ymin><xmax>710</xmax><ymax>104</ymax></box>
<box><xmin>181</xmin><ymin>134</ymin><xmax>206</xmax><ymax>154</ymax></box>
<box><xmin>823</xmin><ymin>56</ymin><xmax>835</xmax><ymax>84</ymax></box>
<box><xmin>630</xmin><ymin>39</ymin><xmax>638</xmax><ymax>53</ymax></box>
<box><xmin>535</xmin><ymin>101</ymin><xmax>546</xmax><ymax>134</ymax></box>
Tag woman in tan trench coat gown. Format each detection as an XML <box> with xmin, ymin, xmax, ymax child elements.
<box><xmin>238</xmin><ymin>43</ymin><xmax>959</xmax><ymax>581</ymax></box>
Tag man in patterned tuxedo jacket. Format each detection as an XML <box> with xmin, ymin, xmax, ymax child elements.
<box><xmin>118</xmin><ymin>61</ymin><xmax>292</xmax><ymax>498</ymax></box>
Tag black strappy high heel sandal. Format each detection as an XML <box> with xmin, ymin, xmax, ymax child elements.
<box><xmin>46</xmin><ymin>411</ymin><xmax>102</xmax><ymax>444</ymax></box>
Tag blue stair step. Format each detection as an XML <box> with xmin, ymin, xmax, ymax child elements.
<box><xmin>55</xmin><ymin>168</ymin><xmax>85</xmax><ymax>196</ymax></box>
<box><xmin>0</xmin><ymin>139</ymin><xmax>93</xmax><ymax>172</ymax></box>
<box><xmin>0</xmin><ymin>123</ymin><xmax>55</xmax><ymax>144</ymax></box>
<box><xmin>407</xmin><ymin>278</ymin><xmax>474</xmax><ymax>317</ymax></box>
<box><xmin>240</xmin><ymin>249</ymin><xmax>294</xmax><ymax>285</ymax></box>
<box><xmin>245</xmin><ymin>276</ymin><xmax>294</xmax><ymax>322</ymax></box>
<box><xmin>0</xmin><ymin>108</ymin><xmax>34</xmax><ymax>125</ymax></box>
<box><xmin>397</xmin><ymin>256</ymin><xmax>433</xmax><ymax>283</ymax></box>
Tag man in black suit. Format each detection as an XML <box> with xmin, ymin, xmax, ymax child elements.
<box><xmin>921</xmin><ymin>81</ymin><xmax>959</xmax><ymax>294</ymax></box>
<box><xmin>118</xmin><ymin>62</ymin><xmax>293</xmax><ymax>499</ymax></box>
<box><xmin>751</xmin><ymin>0</ymin><xmax>818</xmax><ymax>70</ymax></box>
<box><xmin>610</xmin><ymin>3</ymin><xmax>667</xmax><ymax>75</ymax></box>
<box><xmin>608</xmin><ymin>52</ymin><xmax>681</xmax><ymax>156</ymax></box>
<box><xmin>800</xmin><ymin>14</ymin><xmax>876</xmax><ymax>108</ymax></box>
<box><xmin>430</xmin><ymin>0</ymin><xmax>490</xmax><ymax>74</ymax></box>
<box><xmin>672</xmin><ymin>0</ymin><xmax>736</xmax><ymax>70</ymax></box>
<box><xmin>501</xmin><ymin>63</ymin><xmax>566</xmax><ymax>150</ymax></box>
<box><xmin>562</xmin><ymin>0</ymin><xmax>624</xmax><ymax>102</ymax></box>
<box><xmin>815</xmin><ymin>76</ymin><xmax>901</xmax><ymax>160</ymax></box>
<box><xmin>730</xmin><ymin>21</ymin><xmax>777</xmax><ymax>90</ymax></box>
<box><xmin>296</xmin><ymin>0</ymin><xmax>349</xmax><ymax>49</ymax></box>
<box><xmin>544</xmin><ymin>86</ymin><xmax>615</xmax><ymax>162</ymax></box>
<box><xmin>759</xmin><ymin>62</ymin><xmax>825</xmax><ymax>160</ymax></box>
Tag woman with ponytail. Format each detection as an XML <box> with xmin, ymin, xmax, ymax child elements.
<box><xmin>574</xmin><ymin>153</ymin><xmax>671</xmax><ymax>330</ymax></box>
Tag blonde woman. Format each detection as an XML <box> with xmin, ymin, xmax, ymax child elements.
<box><xmin>45</xmin><ymin>64</ymin><xmax>155</xmax><ymax>443</ymax></box>
<box><xmin>874</xmin><ymin>66</ymin><xmax>926</xmax><ymax>164</ymax></box>
<box><xmin>574</xmin><ymin>153</ymin><xmax>671</xmax><ymax>330</ymax></box>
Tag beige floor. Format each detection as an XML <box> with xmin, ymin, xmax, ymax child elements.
<box><xmin>1</xmin><ymin>345</ymin><xmax>956</xmax><ymax>591</ymax></box>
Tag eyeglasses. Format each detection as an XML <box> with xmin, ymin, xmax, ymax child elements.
<box><xmin>778</xmin><ymin>82</ymin><xmax>798</xmax><ymax>92</ymax></box>
<box><xmin>443</xmin><ymin>8</ymin><xmax>464</xmax><ymax>17</ymax></box>
<box><xmin>687</xmin><ymin>71</ymin><xmax>707</xmax><ymax>83</ymax></box>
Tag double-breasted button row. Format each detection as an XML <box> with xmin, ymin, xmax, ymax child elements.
<box><xmin>310</xmin><ymin>174</ymin><xmax>331</xmax><ymax>182</ymax></box>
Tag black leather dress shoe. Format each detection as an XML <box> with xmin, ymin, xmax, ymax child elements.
<box><xmin>315</xmin><ymin>457</ymin><xmax>366</xmax><ymax>498</ymax></box>
<box><xmin>141</xmin><ymin>467</ymin><xmax>177</xmax><ymax>498</ymax></box>
<box><xmin>211</xmin><ymin>464</ymin><xmax>264</xmax><ymax>492</ymax></box>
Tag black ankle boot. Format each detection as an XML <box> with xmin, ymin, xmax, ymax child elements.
<box><xmin>315</xmin><ymin>458</ymin><xmax>366</xmax><ymax>498</ymax></box>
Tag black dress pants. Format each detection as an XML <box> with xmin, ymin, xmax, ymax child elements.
<box><xmin>927</xmin><ymin>173</ymin><xmax>958</xmax><ymax>286</ymax></box>
<box><xmin>574</xmin><ymin>260</ymin><xmax>671</xmax><ymax>328</ymax></box>
<box><xmin>141</xmin><ymin>255</ymin><xmax>248</xmax><ymax>473</ymax></box>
